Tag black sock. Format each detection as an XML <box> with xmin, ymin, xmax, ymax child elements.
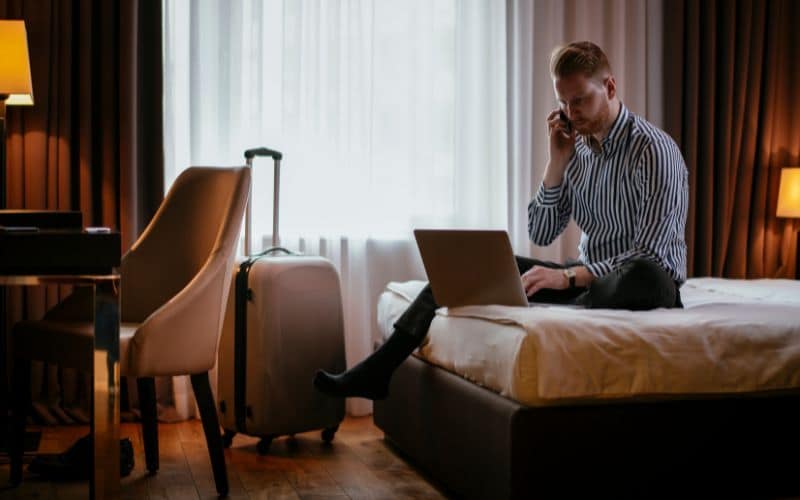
<box><xmin>313</xmin><ymin>328</ymin><xmax>421</xmax><ymax>400</ymax></box>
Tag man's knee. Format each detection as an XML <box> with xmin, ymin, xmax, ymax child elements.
<box><xmin>580</xmin><ymin>258</ymin><xmax>677</xmax><ymax>310</ymax></box>
<box><xmin>393</xmin><ymin>284</ymin><xmax>439</xmax><ymax>339</ymax></box>
<box><xmin>622</xmin><ymin>258</ymin><xmax>669</xmax><ymax>280</ymax></box>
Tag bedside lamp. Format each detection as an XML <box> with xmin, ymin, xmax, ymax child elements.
<box><xmin>777</xmin><ymin>167</ymin><xmax>800</xmax><ymax>278</ymax></box>
<box><xmin>777</xmin><ymin>168</ymin><xmax>800</xmax><ymax>218</ymax></box>
<box><xmin>0</xmin><ymin>20</ymin><xmax>35</xmax><ymax>209</ymax></box>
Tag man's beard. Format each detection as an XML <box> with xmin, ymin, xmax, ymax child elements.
<box><xmin>575</xmin><ymin>104</ymin><xmax>610</xmax><ymax>137</ymax></box>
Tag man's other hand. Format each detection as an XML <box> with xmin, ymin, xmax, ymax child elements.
<box><xmin>521</xmin><ymin>266</ymin><xmax>568</xmax><ymax>297</ymax></box>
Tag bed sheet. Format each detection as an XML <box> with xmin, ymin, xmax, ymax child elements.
<box><xmin>376</xmin><ymin>278</ymin><xmax>800</xmax><ymax>406</ymax></box>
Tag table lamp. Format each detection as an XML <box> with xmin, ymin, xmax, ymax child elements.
<box><xmin>0</xmin><ymin>20</ymin><xmax>35</xmax><ymax>209</ymax></box>
<box><xmin>776</xmin><ymin>167</ymin><xmax>800</xmax><ymax>278</ymax></box>
<box><xmin>0</xmin><ymin>21</ymin><xmax>33</xmax><ymax>438</ymax></box>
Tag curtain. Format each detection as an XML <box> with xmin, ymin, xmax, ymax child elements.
<box><xmin>663</xmin><ymin>0</ymin><xmax>800</xmax><ymax>279</ymax></box>
<box><xmin>163</xmin><ymin>0</ymin><xmax>507</xmax><ymax>416</ymax></box>
<box><xmin>506</xmin><ymin>0</ymin><xmax>665</xmax><ymax>260</ymax></box>
<box><xmin>0</xmin><ymin>0</ymin><xmax>164</xmax><ymax>424</ymax></box>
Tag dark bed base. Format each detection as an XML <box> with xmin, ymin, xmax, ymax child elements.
<box><xmin>374</xmin><ymin>355</ymin><xmax>800</xmax><ymax>499</ymax></box>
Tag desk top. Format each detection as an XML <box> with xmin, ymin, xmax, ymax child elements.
<box><xmin>0</xmin><ymin>229</ymin><xmax>121</xmax><ymax>275</ymax></box>
<box><xmin>0</xmin><ymin>210</ymin><xmax>120</xmax><ymax>275</ymax></box>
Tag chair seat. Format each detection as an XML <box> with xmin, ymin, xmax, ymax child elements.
<box><xmin>13</xmin><ymin>321</ymin><xmax>139</xmax><ymax>374</ymax></box>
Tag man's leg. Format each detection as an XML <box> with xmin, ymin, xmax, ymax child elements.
<box><xmin>576</xmin><ymin>258</ymin><xmax>680</xmax><ymax>310</ymax></box>
<box><xmin>313</xmin><ymin>285</ymin><xmax>438</xmax><ymax>400</ymax></box>
<box><xmin>313</xmin><ymin>256</ymin><xmax>588</xmax><ymax>400</ymax></box>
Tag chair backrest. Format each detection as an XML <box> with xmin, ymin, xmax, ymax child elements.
<box><xmin>121</xmin><ymin>166</ymin><xmax>250</xmax><ymax>323</ymax></box>
<box><xmin>121</xmin><ymin>166</ymin><xmax>251</xmax><ymax>376</ymax></box>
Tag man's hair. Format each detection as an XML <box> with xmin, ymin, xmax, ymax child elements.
<box><xmin>550</xmin><ymin>41</ymin><xmax>611</xmax><ymax>80</ymax></box>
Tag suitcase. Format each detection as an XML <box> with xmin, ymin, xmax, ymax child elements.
<box><xmin>217</xmin><ymin>147</ymin><xmax>346</xmax><ymax>454</ymax></box>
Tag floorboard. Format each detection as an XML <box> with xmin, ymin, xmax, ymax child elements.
<box><xmin>0</xmin><ymin>417</ymin><xmax>448</xmax><ymax>500</ymax></box>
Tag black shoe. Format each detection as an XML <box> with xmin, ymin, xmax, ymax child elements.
<box><xmin>28</xmin><ymin>435</ymin><xmax>135</xmax><ymax>480</ymax></box>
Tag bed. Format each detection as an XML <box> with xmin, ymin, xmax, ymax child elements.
<box><xmin>372</xmin><ymin>278</ymin><xmax>800</xmax><ymax>498</ymax></box>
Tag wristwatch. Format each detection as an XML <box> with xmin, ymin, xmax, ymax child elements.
<box><xmin>563</xmin><ymin>267</ymin><xmax>576</xmax><ymax>288</ymax></box>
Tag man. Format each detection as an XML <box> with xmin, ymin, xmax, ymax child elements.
<box><xmin>522</xmin><ymin>40</ymin><xmax>688</xmax><ymax>307</ymax></box>
<box><xmin>314</xmin><ymin>41</ymin><xmax>688</xmax><ymax>400</ymax></box>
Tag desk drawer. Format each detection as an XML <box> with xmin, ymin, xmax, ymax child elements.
<box><xmin>0</xmin><ymin>210</ymin><xmax>82</xmax><ymax>229</ymax></box>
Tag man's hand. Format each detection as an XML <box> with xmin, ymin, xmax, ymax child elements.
<box><xmin>545</xmin><ymin>109</ymin><xmax>577</xmax><ymax>187</ymax></box>
<box><xmin>543</xmin><ymin>109</ymin><xmax>577</xmax><ymax>188</ymax></box>
<box><xmin>521</xmin><ymin>266</ymin><xmax>568</xmax><ymax>297</ymax></box>
<box><xmin>521</xmin><ymin>265</ymin><xmax>596</xmax><ymax>297</ymax></box>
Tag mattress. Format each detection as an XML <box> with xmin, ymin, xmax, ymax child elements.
<box><xmin>376</xmin><ymin>278</ymin><xmax>800</xmax><ymax>406</ymax></box>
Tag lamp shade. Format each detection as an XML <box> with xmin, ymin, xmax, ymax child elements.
<box><xmin>0</xmin><ymin>20</ymin><xmax>34</xmax><ymax>106</ymax></box>
<box><xmin>776</xmin><ymin>167</ymin><xmax>800</xmax><ymax>218</ymax></box>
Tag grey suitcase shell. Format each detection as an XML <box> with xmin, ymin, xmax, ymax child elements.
<box><xmin>216</xmin><ymin>147</ymin><xmax>345</xmax><ymax>453</ymax></box>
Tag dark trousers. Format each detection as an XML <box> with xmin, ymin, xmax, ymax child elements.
<box><xmin>395</xmin><ymin>256</ymin><xmax>682</xmax><ymax>341</ymax></box>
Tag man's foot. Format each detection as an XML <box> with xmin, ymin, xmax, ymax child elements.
<box><xmin>313</xmin><ymin>328</ymin><xmax>421</xmax><ymax>401</ymax></box>
<box><xmin>313</xmin><ymin>368</ymin><xmax>389</xmax><ymax>400</ymax></box>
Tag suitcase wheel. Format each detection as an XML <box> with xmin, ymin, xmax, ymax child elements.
<box><xmin>222</xmin><ymin>430</ymin><xmax>236</xmax><ymax>449</ymax></box>
<box><xmin>321</xmin><ymin>425</ymin><xmax>339</xmax><ymax>444</ymax></box>
<box><xmin>256</xmin><ymin>436</ymin><xmax>273</xmax><ymax>455</ymax></box>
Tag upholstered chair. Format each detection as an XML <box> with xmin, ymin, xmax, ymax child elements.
<box><xmin>10</xmin><ymin>166</ymin><xmax>251</xmax><ymax>497</ymax></box>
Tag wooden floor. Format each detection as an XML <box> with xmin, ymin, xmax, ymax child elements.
<box><xmin>0</xmin><ymin>416</ymin><xmax>448</xmax><ymax>499</ymax></box>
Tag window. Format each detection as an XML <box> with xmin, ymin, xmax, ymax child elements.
<box><xmin>164</xmin><ymin>0</ymin><xmax>507</xmax><ymax>248</ymax></box>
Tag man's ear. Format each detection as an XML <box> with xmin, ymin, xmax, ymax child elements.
<box><xmin>605</xmin><ymin>75</ymin><xmax>617</xmax><ymax>100</ymax></box>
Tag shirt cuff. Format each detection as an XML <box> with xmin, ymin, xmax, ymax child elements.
<box><xmin>584</xmin><ymin>260</ymin><xmax>613</xmax><ymax>279</ymax></box>
<box><xmin>534</xmin><ymin>182</ymin><xmax>563</xmax><ymax>207</ymax></box>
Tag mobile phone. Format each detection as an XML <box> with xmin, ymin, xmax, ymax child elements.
<box><xmin>559</xmin><ymin>109</ymin><xmax>572</xmax><ymax>134</ymax></box>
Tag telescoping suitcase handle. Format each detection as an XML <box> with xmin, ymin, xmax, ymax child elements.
<box><xmin>244</xmin><ymin>147</ymin><xmax>282</xmax><ymax>161</ymax></box>
<box><xmin>243</xmin><ymin>147</ymin><xmax>284</xmax><ymax>255</ymax></box>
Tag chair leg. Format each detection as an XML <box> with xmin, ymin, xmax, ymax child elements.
<box><xmin>136</xmin><ymin>377</ymin><xmax>159</xmax><ymax>473</ymax></box>
<box><xmin>10</xmin><ymin>358</ymin><xmax>31</xmax><ymax>485</ymax></box>
<box><xmin>190</xmin><ymin>372</ymin><xmax>229</xmax><ymax>497</ymax></box>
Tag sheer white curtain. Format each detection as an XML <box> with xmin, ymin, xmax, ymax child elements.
<box><xmin>506</xmin><ymin>0</ymin><xmax>665</xmax><ymax>259</ymax></box>
<box><xmin>163</xmin><ymin>0</ymin><xmax>507</xmax><ymax>415</ymax></box>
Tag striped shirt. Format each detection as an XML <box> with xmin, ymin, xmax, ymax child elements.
<box><xmin>528</xmin><ymin>104</ymin><xmax>688</xmax><ymax>284</ymax></box>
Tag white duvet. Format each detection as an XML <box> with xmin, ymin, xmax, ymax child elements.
<box><xmin>376</xmin><ymin>278</ymin><xmax>800</xmax><ymax>406</ymax></box>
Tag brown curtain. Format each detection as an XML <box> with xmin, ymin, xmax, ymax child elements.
<box><xmin>1</xmin><ymin>0</ymin><xmax>163</xmax><ymax>423</ymax></box>
<box><xmin>664</xmin><ymin>0</ymin><xmax>800</xmax><ymax>279</ymax></box>
<box><xmin>2</xmin><ymin>0</ymin><xmax>163</xmax><ymax>244</ymax></box>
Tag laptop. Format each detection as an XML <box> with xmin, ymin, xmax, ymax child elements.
<box><xmin>413</xmin><ymin>229</ymin><xmax>529</xmax><ymax>307</ymax></box>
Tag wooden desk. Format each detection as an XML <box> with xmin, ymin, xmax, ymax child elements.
<box><xmin>1</xmin><ymin>228</ymin><xmax>121</xmax><ymax>499</ymax></box>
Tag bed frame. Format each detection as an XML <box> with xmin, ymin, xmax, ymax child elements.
<box><xmin>374</xmin><ymin>355</ymin><xmax>800</xmax><ymax>499</ymax></box>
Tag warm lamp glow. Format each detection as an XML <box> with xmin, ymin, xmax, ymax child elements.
<box><xmin>0</xmin><ymin>20</ymin><xmax>34</xmax><ymax>106</ymax></box>
<box><xmin>777</xmin><ymin>168</ymin><xmax>800</xmax><ymax>218</ymax></box>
